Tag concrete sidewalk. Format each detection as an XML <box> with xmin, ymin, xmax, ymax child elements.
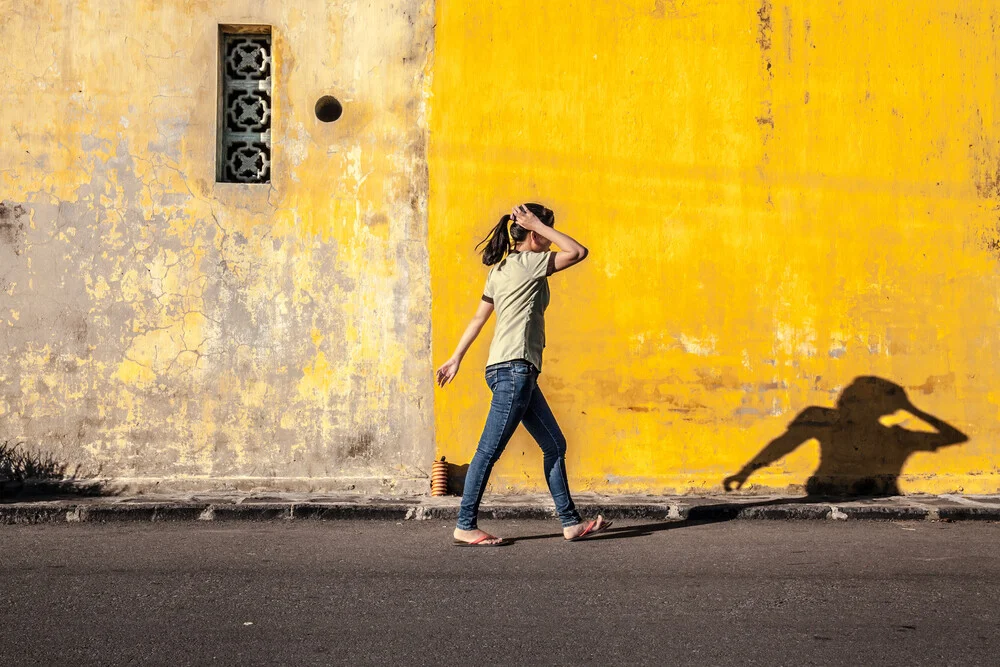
<box><xmin>2</xmin><ymin>492</ymin><xmax>1000</xmax><ymax>524</ymax></box>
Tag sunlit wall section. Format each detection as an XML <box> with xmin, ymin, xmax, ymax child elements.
<box><xmin>429</xmin><ymin>1</ymin><xmax>1000</xmax><ymax>494</ymax></box>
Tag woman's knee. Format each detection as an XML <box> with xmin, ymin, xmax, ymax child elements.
<box><xmin>539</xmin><ymin>434</ymin><xmax>567</xmax><ymax>457</ymax></box>
<box><xmin>473</xmin><ymin>442</ymin><xmax>502</xmax><ymax>464</ymax></box>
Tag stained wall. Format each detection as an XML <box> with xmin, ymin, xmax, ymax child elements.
<box><xmin>429</xmin><ymin>0</ymin><xmax>1000</xmax><ymax>494</ymax></box>
<box><xmin>1</xmin><ymin>0</ymin><xmax>436</xmax><ymax>490</ymax></box>
<box><xmin>4</xmin><ymin>0</ymin><xmax>999</xmax><ymax>496</ymax></box>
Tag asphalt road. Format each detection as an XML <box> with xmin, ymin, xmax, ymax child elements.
<box><xmin>1</xmin><ymin>519</ymin><xmax>998</xmax><ymax>666</ymax></box>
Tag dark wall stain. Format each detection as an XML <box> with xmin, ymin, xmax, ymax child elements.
<box><xmin>969</xmin><ymin>108</ymin><xmax>1000</xmax><ymax>199</ymax></box>
<box><xmin>0</xmin><ymin>201</ymin><xmax>27</xmax><ymax>255</ymax></box>
<box><xmin>980</xmin><ymin>225</ymin><xmax>1000</xmax><ymax>257</ymax></box>
<box><xmin>756</xmin><ymin>0</ymin><xmax>775</xmax><ymax>207</ymax></box>
<box><xmin>968</xmin><ymin>109</ymin><xmax>1000</xmax><ymax>258</ymax></box>
<box><xmin>756</xmin><ymin>0</ymin><xmax>773</xmax><ymax>55</ymax></box>
<box><xmin>756</xmin><ymin>0</ymin><xmax>774</xmax><ymax>120</ymax></box>
<box><xmin>975</xmin><ymin>163</ymin><xmax>1000</xmax><ymax>200</ymax></box>
<box><xmin>344</xmin><ymin>431</ymin><xmax>375</xmax><ymax>459</ymax></box>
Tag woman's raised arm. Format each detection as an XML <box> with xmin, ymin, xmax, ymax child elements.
<box><xmin>513</xmin><ymin>204</ymin><xmax>589</xmax><ymax>273</ymax></box>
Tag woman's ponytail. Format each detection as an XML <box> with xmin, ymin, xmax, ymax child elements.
<box><xmin>476</xmin><ymin>214</ymin><xmax>512</xmax><ymax>266</ymax></box>
<box><xmin>475</xmin><ymin>203</ymin><xmax>554</xmax><ymax>266</ymax></box>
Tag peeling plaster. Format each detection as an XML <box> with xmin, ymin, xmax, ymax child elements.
<box><xmin>0</xmin><ymin>0</ymin><xmax>436</xmax><ymax>488</ymax></box>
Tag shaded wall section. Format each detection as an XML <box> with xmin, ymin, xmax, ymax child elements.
<box><xmin>429</xmin><ymin>0</ymin><xmax>1000</xmax><ymax>494</ymax></box>
<box><xmin>0</xmin><ymin>0</ymin><xmax>436</xmax><ymax>491</ymax></box>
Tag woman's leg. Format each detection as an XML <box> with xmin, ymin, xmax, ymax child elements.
<box><xmin>520</xmin><ymin>384</ymin><xmax>583</xmax><ymax>528</ymax></box>
<box><xmin>456</xmin><ymin>367</ymin><xmax>535</xmax><ymax>531</ymax></box>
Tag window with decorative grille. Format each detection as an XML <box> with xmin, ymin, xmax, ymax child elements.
<box><xmin>217</xmin><ymin>26</ymin><xmax>272</xmax><ymax>183</ymax></box>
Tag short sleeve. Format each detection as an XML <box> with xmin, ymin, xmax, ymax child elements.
<box><xmin>482</xmin><ymin>271</ymin><xmax>494</xmax><ymax>304</ymax></box>
<box><xmin>526</xmin><ymin>251</ymin><xmax>554</xmax><ymax>280</ymax></box>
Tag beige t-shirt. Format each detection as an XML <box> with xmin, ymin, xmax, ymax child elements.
<box><xmin>482</xmin><ymin>250</ymin><xmax>557</xmax><ymax>371</ymax></box>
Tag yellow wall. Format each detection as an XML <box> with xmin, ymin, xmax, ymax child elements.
<box><xmin>430</xmin><ymin>0</ymin><xmax>1000</xmax><ymax>494</ymax></box>
<box><xmin>3</xmin><ymin>0</ymin><xmax>999</xmax><ymax>495</ymax></box>
<box><xmin>0</xmin><ymin>0</ymin><xmax>435</xmax><ymax>490</ymax></box>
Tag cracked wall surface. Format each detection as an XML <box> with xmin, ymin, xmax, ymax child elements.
<box><xmin>6</xmin><ymin>0</ymin><xmax>1000</xmax><ymax>497</ymax></box>
<box><xmin>430</xmin><ymin>0</ymin><xmax>1000</xmax><ymax>494</ymax></box>
<box><xmin>1</xmin><ymin>0</ymin><xmax>435</xmax><ymax>489</ymax></box>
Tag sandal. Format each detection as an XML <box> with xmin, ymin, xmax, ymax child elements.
<box><xmin>565</xmin><ymin>517</ymin><xmax>613</xmax><ymax>542</ymax></box>
<box><xmin>453</xmin><ymin>534</ymin><xmax>511</xmax><ymax>547</ymax></box>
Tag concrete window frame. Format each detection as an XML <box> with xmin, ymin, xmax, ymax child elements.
<box><xmin>216</xmin><ymin>24</ymin><xmax>273</xmax><ymax>184</ymax></box>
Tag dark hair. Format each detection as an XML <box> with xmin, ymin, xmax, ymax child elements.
<box><xmin>476</xmin><ymin>203</ymin><xmax>555</xmax><ymax>266</ymax></box>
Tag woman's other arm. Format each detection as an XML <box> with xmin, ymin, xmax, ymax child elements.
<box><xmin>435</xmin><ymin>299</ymin><xmax>495</xmax><ymax>387</ymax></box>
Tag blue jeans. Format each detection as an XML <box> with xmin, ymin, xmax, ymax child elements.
<box><xmin>456</xmin><ymin>359</ymin><xmax>582</xmax><ymax>530</ymax></box>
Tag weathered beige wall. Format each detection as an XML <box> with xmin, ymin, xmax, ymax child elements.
<box><xmin>0</xmin><ymin>0</ymin><xmax>435</xmax><ymax>490</ymax></box>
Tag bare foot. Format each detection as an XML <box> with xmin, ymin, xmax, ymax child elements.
<box><xmin>453</xmin><ymin>528</ymin><xmax>505</xmax><ymax>545</ymax></box>
<box><xmin>563</xmin><ymin>515</ymin><xmax>609</xmax><ymax>540</ymax></box>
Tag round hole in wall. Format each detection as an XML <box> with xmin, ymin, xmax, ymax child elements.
<box><xmin>315</xmin><ymin>95</ymin><xmax>343</xmax><ymax>122</ymax></box>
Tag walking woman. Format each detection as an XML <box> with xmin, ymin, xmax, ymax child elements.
<box><xmin>436</xmin><ymin>203</ymin><xmax>610</xmax><ymax>546</ymax></box>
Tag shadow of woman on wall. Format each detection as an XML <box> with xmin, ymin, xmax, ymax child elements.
<box><xmin>722</xmin><ymin>375</ymin><xmax>968</xmax><ymax>497</ymax></box>
<box><xmin>509</xmin><ymin>376</ymin><xmax>970</xmax><ymax>544</ymax></box>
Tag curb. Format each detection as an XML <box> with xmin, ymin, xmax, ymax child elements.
<box><xmin>2</xmin><ymin>499</ymin><xmax>999</xmax><ymax>525</ymax></box>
